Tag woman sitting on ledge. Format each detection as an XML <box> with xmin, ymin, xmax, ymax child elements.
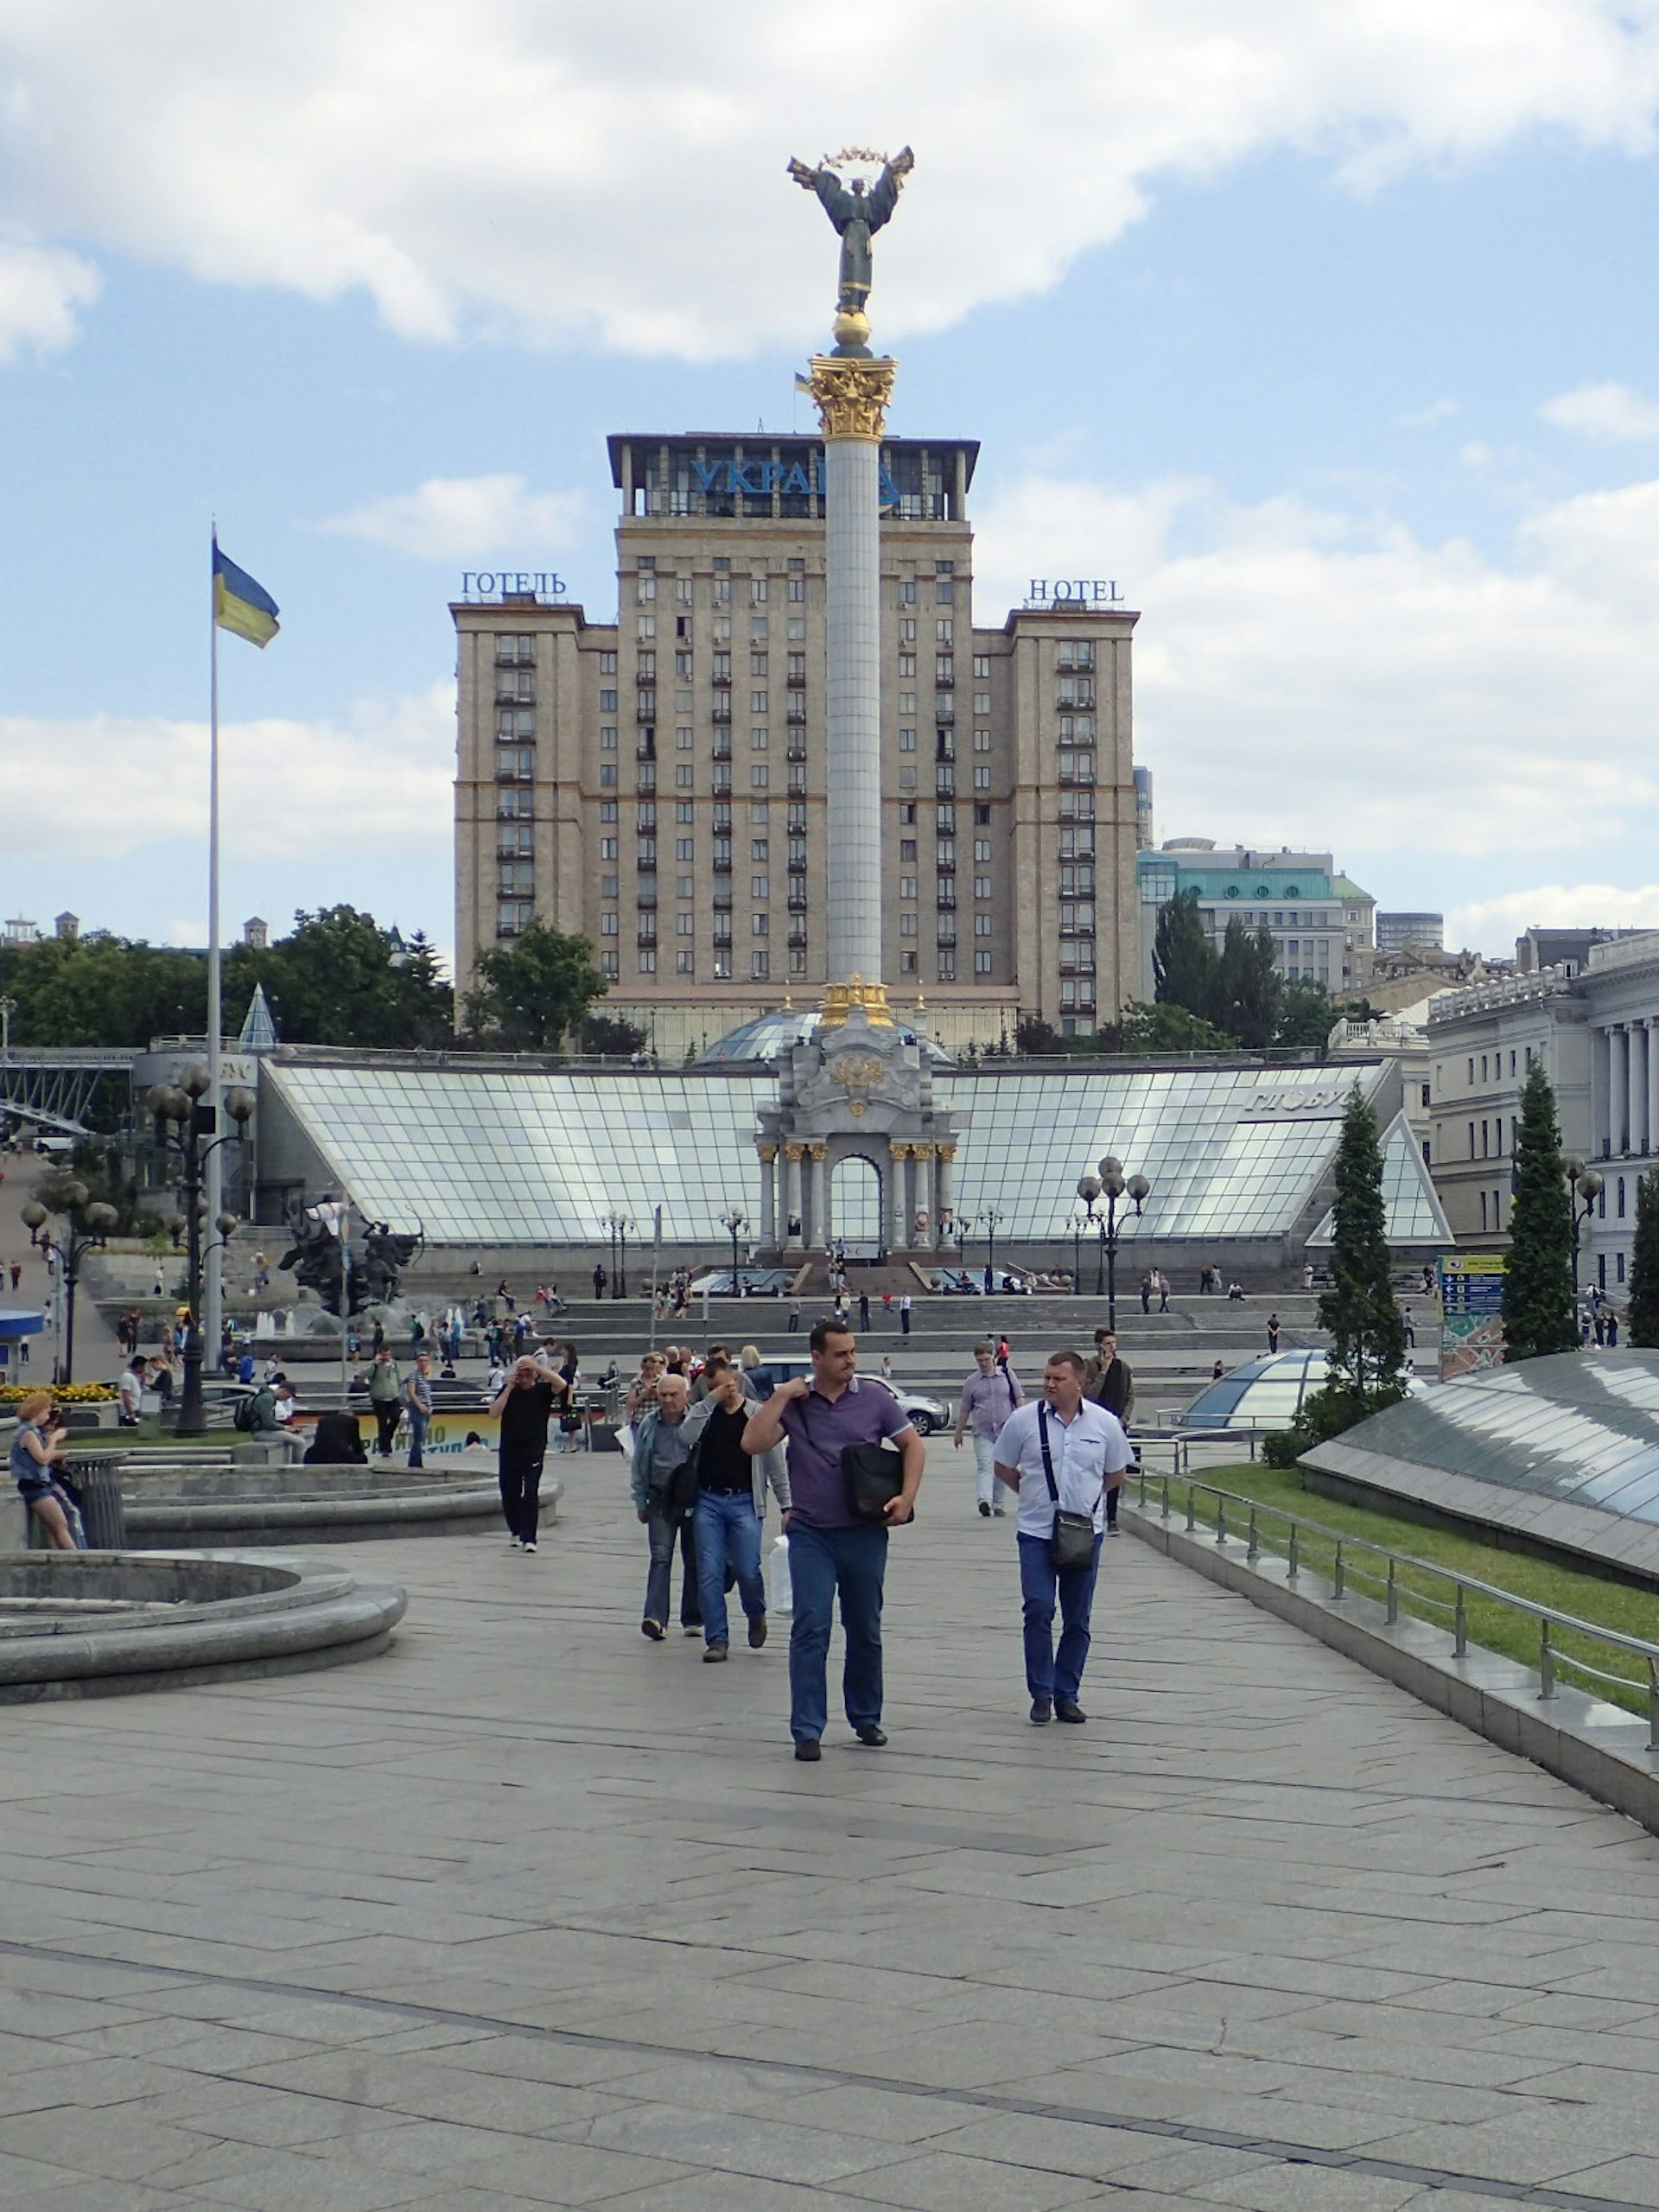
<box><xmin>10</xmin><ymin>1389</ymin><xmax>86</xmax><ymax>1548</ymax></box>
<box><xmin>302</xmin><ymin>1411</ymin><xmax>370</xmax><ymax>1465</ymax></box>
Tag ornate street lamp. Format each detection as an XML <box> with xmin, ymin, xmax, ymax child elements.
<box><xmin>720</xmin><ymin>1207</ymin><xmax>747</xmax><ymax>1291</ymax></box>
<box><xmin>145</xmin><ymin>1069</ymin><xmax>256</xmax><ymax>1433</ymax></box>
<box><xmin>603</xmin><ymin>1210</ymin><xmax>634</xmax><ymax>1300</ymax></box>
<box><xmin>21</xmin><ymin>1184</ymin><xmax>118</xmax><ymax>1384</ymax></box>
<box><xmin>978</xmin><ymin>1205</ymin><xmax>1006</xmax><ymax>1295</ymax></box>
<box><xmin>1075</xmin><ymin>1154</ymin><xmax>1152</xmax><ymax>1327</ymax></box>
<box><xmin>1564</xmin><ymin>1157</ymin><xmax>1605</xmax><ymax>1320</ymax></box>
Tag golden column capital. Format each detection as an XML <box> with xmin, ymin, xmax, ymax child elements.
<box><xmin>937</xmin><ymin>1143</ymin><xmax>957</xmax><ymax>1162</ymax></box>
<box><xmin>805</xmin><ymin>354</ymin><xmax>898</xmax><ymax>442</ymax></box>
<box><xmin>785</xmin><ymin>1141</ymin><xmax>806</xmax><ymax>1160</ymax></box>
<box><xmin>809</xmin><ymin>1142</ymin><xmax>828</xmax><ymax>1161</ymax></box>
<box><xmin>758</xmin><ymin>1144</ymin><xmax>778</xmax><ymax>1164</ymax></box>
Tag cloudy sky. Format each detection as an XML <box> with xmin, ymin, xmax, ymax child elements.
<box><xmin>5</xmin><ymin>0</ymin><xmax>1659</xmax><ymax>966</ymax></box>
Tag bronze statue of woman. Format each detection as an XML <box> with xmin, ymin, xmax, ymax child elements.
<box><xmin>788</xmin><ymin>147</ymin><xmax>914</xmax><ymax>343</ymax></box>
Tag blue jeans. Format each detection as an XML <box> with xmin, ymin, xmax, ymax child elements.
<box><xmin>693</xmin><ymin>1490</ymin><xmax>765</xmax><ymax>1646</ymax></box>
<box><xmin>1018</xmin><ymin>1530</ymin><xmax>1102</xmax><ymax>1702</ymax></box>
<box><xmin>787</xmin><ymin>1519</ymin><xmax>887</xmax><ymax>1745</ymax></box>
<box><xmin>407</xmin><ymin>1409</ymin><xmax>428</xmax><ymax>1467</ymax></box>
<box><xmin>645</xmin><ymin>1509</ymin><xmax>702</xmax><ymax>1630</ymax></box>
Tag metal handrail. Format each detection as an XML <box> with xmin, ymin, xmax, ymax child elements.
<box><xmin>1135</xmin><ymin>1469</ymin><xmax>1659</xmax><ymax>1749</ymax></box>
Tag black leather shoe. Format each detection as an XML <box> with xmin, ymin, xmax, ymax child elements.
<box><xmin>1029</xmin><ymin>1698</ymin><xmax>1052</xmax><ymax>1725</ymax></box>
<box><xmin>977</xmin><ymin>1500</ymin><xmax>992</xmax><ymax>1518</ymax></box>
<box><xmin>641</xmin><ymin>1619</ymin><xmax>665</xmax><ymax>1642</ymax></box>
<box><xmin>702</xmin><ymin>1643</ymin><xmax>729</xmax><ymax>1663</ymax></box>
<box><xmin>1055</xmin><ymin>1697</ymin><xmax>1087</xmax><ymax>1724</ymax></box>
<box><xmin>748</xmin><ymin>1615</ymin><xmax>767</xmax><ymax>1648</ymax></box>
<box><xmin>854</xmin><ymin>1723</ymin><xmax>887</xmax><ymax>1747</ymax></box>
<box><xmin>794</xmin><ymin>1739</ymin><xmax>823</xmax><ymax>1762</ymax></box>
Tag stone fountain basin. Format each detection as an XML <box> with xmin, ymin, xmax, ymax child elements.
<box><xmin>0</xmin><ymin>1550</ymin><xmax>406</xmax><ymax>1701</ymax></box>
<box><xmin>118</xmin><ymin>1459</ymin><xmax>563</xmax><ymax>1547</ymax></box>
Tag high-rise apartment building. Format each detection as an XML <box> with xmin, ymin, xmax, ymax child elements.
<box><xmin>453</xmin><ymin>430</ymin><xmax>1139</xmax><ymax>1057</ymax></box>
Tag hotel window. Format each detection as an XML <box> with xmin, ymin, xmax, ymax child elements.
<box><xmin>899</xmin><ymin>619</ymin><xmax>916</xmax><ymax>643</ymax></box>
<box><xmin>677</xmin><ymin>950</ymin><xmax>695</xmax><ymax>973</ymax></box>
<box><xmin>676</xmin><ymin>726</ymin><xmax>694</xmax><ymax>750</ymax></box>
<box><xmin>899</xmin><ymin>579</ymin><xmax>916</xmax><ymax>605</ymax></box>
<box><xmin>937</xmin><ymin>617</ymin><xmax>953</xmax><ymax>642</ymax></box>
<box><xmin>975</xmin><ymin>950</ymin><xmax>993</xmax><ymax>974</ymax></box>
<box><xmin>750</xmin><ymin>651</ymin><xmax>768</xmax><ymax>677</ymax></box>
<box><xmin>974</xmin><ymin>728</ymin><xmax>991</xmax><ymax>752</ymax></box>
<box><xmin>600</xmin><ymin>800</ymin><xmax>619</xmax><ymax>822</ymax></box>
<box><xmin>972</xmin><ymin>655</ymin><xmax>991</xmax><ymax>678</ymax></box>
<box><xmin>900</xmin><ymin>913</ymin><xmax>918</xmax><ymax>937</ymax></box>
<box><xmin>788</xmin><ymin>575</ymin><xmax>805</xmax><ymax>601</ymax></box>
<box><xmin>600</xmin><ymin>726</ymin><xmax>618</xmax><ymax>751</ymax></box>
<box><xmin>751</xmin><ymin>577</ymin><xmax>768</xmax><ymax>604</ymax></box>
<box><xmin>676</xmin><ymin>837</ymin><xmax>694</xmax><ymax>861</ymax></box>
<box><xmin>752</xmin><ymin>950</ymin><xmax>771</xmax><ymax>977</ymax></box>
<box><xmin>974</xmin><ymin>875</ymin><xmax>992</xmax><ymax>900</ymax></box>
<box><xmin>750</xmin><ymin>690</ymin><xmax>767</xmax><ymax>714</ymax></box>
<box><xmin>899</xmin><ymin>876</ymin><xmax>918</xmax><ymax>900</ymax></box>
<box><xmin>973</xmin><ymin>766</ymin><xmax>991</xmax><ymax>790</ymax></box>
<box><xmin>677</xmin><ymin>874</ymin><xmax>694</xmax><ymax>898</ymax></box>
<box><xmin>713</xmin><ymin>950</ymin><xmax>732</xmax><ymax>976</ymax></box>
<box><xmin>636</xmin><ymin>651</ymin><xmax>656</xmax><ymax>678</ymax></box>
<box><xmin>751</xmin><ymin>800</ymin><xmax>769</xmax><ymax>823</ymax></box>
<box><xmin>899</xmin><ymin>839</ymin><xmax>918</xmax><ymax>861</ymax></box>
<box><xmin>600</xmin><ymin>912</ymin><xmax>619</xmax><ymax>936</ymax></box>
<box><xmin>900</xmin><ymin>950</ymin><xmax>918</xmax><ymax>972</ymax></box>
<box><xmin>790</xmin><ymin>947</ymin><xmax>809</xmax><ymax>975</ymax></box>
<box><xmin>675</xmin><ymin>763</ymin><xmax>693</xmax><ymax>788</ymax></box>
<box><xmin>638</xmin><ymin>948</ymin><xmax>657</xmax><ymax>972</ymax></box>
<box><xmin>751</xmin><ymin>836</ymin><xmax>769</xmax><ymax>861</ymax></box>
<box><xmin>636</xmin><ymin>575</ymin><xmax>655</xmax><ymax>604</ymax></box>
<box><xmin>937</xmin><ymin>951</ymin><xmax>956</xmax><ymax>978</ymax></box>
<box><xmin>899</xmin><ymin>728</ymin><xmax>915</xmax><ymax>750</ymax></box>
<box><xmin>752</xmin><ymin>764</ymin><xmax>769</xmax><ymax>789</ymax></box>
<box><xmin>751</xmin><ymin>876</ymin><xmax>770</xmax><ymax>899</ymax></box>
<box><xmin>675</xmin><ymin>652</ymin><xmax>692</xmax><ymax>677</ymax></box>
<box><xmin>600</xmin><ymin>763</ymin><xmax>618</xmax><ymax>788</ymax></box>
<box><xmin>973</xmin><ymin>691</ymin><xmax>991</xmax><ymax>714</ymax></box>
<box><xmin>676</xmin><ymin>576</ymin><xmax>692</xmax><ymax>604</ymax></box>
<box><xmin>899</xmin><ymin>654</ymin><xmax>917</xmax><ymax>678</ymax></box>
<box><xmin>677</xmin><ymin>912</ymin><xmax>695</xmax><ymax>937</ymax></box>
<box><xmin>899</xmin><ymin>691</ymin><xmax>917</xmax><ymax>715</ymax></box>
<box><xmin>637</xmin><ymin>615</ymin><xmax>656</xmax><ymax>639</ymax></box>
<box><xmin>600</xmin><ymin>837</ymin><xmax>618</xmax><ymax>860</ymax></box>
<box><xmin>975</xmin><ymin>913</ymin><xmax>993</xmax><ymax>938</ymax></box>
<box><xmin>752</xmin><ymin>912</ymin><xmax>769</xmax><ymax>938</ymax></box>
<box><xmin>599</xmin><ymin>689</ymin><xmax>617</xmax><ymax>711</ymax></box>
<box><xmin>601</xmin><ymin>949</ymin><xmax>619</xmax><ymax>976</ymax></box>
<box><xmin>676</xmin><ymin>801</ymin><xmax>693</xmax><ymax>823</ymax></box>
<box><xmin>751</xmin><ymin>726</ymin><xmax>769</xmax><ymax>749</ymax></box>
<box><xmin>600</xmin><ymin>873</ymin><xmax>618</xmax><ymax>898</ymax></box>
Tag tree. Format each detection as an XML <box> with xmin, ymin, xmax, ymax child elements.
<box><xmin>1502</xmin><ymin>1061</ymin><xmax>1578</xmax><ymax>1361</ymax></box>
<box><xmin>1152</xmin><ymin>889</ymin><xmax>1214</xmax><ymax>1017</ymax></box>
<box><xmin>1216</xmin><ymin>920</ymin><xmax>1281</xmax><ymax>1046</ymax></box>
<box><xmin>463</xmin><ymin>919</ymin><xmax>609</xmax><ymax>1052</ymax></box>
<box><xmin>1316</xmin><ymin>1087</ymin><xmax>1407</xmax><ymax>1405</ymax></box>
<box><xmin>1114</xmin><ymin>1000</ymin><xmax>1236</xmax><ymax>1054</ymax></box>
<box><xmin>1014</xmin><ymin>1015</ymin><xmax>1066</xmax><ymax>1056</ymax></box>
<box><xmin>1274</xmin><ymin>977</ymin><xmax>1338</xmax><ymax>1049</ymax></box>
<box><xmin>1628</xmin><ymin>1170</ymin><xmax>1659</xmax><ymax>1347</ymax></box>
<box><xmin>581</xmin><ymin>1013</ymin><xmax>648</xmax><ymax>1057</ymax></box>
<box><xmin>226</xmin><ymin>908</ymin><xmax>452</xmax><ymax>1048</ymax></box>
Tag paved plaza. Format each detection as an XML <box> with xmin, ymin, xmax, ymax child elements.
<box><xmin>7</xmin><ymin>1448</ymin><xmax>1659</xmax><ymax>2210</ymax></box>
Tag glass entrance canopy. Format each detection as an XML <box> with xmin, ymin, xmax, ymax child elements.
<box><xmin>262</xmin><ymin>1053</ymin><xmax>1448</xmax><ymax>1249</ymax></box>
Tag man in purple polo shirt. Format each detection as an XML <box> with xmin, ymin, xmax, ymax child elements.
<box><xmin>742</xmin><ymin>1319</ymin><xmax>925</xmax><ymax>1762</ymax></box>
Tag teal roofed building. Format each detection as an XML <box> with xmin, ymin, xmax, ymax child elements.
<box><xmin>1137</xmin><ymin>840</ymin><xmax>1376</xmax><ymax>998</ymax></box>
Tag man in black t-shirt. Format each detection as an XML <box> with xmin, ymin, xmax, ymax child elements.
<box><xmin>690</xmin><ymin>1357</ymin><xmax>791</xmax><ymax>1661</ymax></box>
<box><xmin>489</xmin><ymin>1356</ymin><xmax>565</xmax><ymax>1553</ymax></box>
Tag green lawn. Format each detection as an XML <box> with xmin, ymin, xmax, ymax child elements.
<box><xmin>1134</xmin><ymin>1462</ymin><xmax>1659</xmax><ymax>1720</ymax></box>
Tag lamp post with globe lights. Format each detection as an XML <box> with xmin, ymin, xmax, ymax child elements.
<box><xmin>1564</xmin><ymin>1158</ymin><xmax>1605</xmax><ymax>1320</ymax></box>
<box><xmin>1074</xmin><ymin>1154</ymin><xmax>1152</xmax><ymax>1327</ymax></box>
<box><xmin>19</xmin><ymin>1183</ymin><xmax>118</xmax><ymax>1384</ymax></box>
<box><xmin>144</xmin><ymin>1068</ymin><xmax>256</xmax><ymax>1433</ymax></box>
<box><xmin>977</xmin><ymin>1205</ymin><xmax>1006</xmax><ymax>1296</ymax></box>
<box><xmin>720</xmin><ymin>1207</ymin><xmax>748</xmax><ymax>1292</ymax></box>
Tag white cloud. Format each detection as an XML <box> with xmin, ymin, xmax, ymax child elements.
<box><xmin>322</xmin><ymin>474</ymin><xmax>584</xmax><ymax>560</ymax></box>
<box><xmin>973</xmin><ymin>467</ymin><xmax>1659</xmax><ymax>873</ymax></box>
<box><xmin>1398</xmin><ymin>397</ymin><xmax>1459</xmax><ymax>427</ymax></box>
<box><xmin>0</xmin><ymin>683</ymin><xmax>454</xmax><ymax>861</ymax></box>
<box><xmin>1537</xmin><ymin>381</ymin><xmax>1659</xmax><ymax>440</ymax></box>
<box><xmin>2</xmin><ymin>3</ymin><xmax>1659</xmax><ymax>357</ymax></box>
<box><xmin>0</xmin><ymin>236</ymin><xmax>100</xmax><ymax>360</ymax></box>
<box><xmin>1450</xmin><ymin>887</ymin><xmax>1659</xmax><ymax>946</ymax></box>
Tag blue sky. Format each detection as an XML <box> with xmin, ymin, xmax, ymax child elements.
<box><xmin>5</xmin><ymin>2</ymin><xmax>1659</xmax><ymax>965</ymax></box>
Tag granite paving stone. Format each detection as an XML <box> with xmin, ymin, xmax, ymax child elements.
<box><xmin>9</xmin><ymin>1443</ymin><xmax>1659</xmax><ymax>2210</ymax></box>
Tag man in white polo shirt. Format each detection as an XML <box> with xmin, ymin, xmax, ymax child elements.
<box><xmin>994</xmin><ymin>1349</ymin><xmax>1132</xmax><ymax>1726</ymax></box>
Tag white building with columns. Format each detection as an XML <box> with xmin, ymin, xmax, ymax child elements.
<box><xmin>1427</xmin><ymin>932</ymin><xmax>1659</xmax><ymax>1299</ymax></box>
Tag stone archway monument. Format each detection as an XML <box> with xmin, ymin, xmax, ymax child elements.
<box><xmin>755</xmin><ymin>146</ymin><xmax>960</xmax><ymax>1263</ymax></box>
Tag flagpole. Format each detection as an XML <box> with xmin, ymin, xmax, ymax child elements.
<box><xmin>203</xmin><ymin>534</ymin><xmax>225</xmax><ymax>1383</ymax></box>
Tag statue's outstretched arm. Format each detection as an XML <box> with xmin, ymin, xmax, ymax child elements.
<box><xmin>867</xmin><ymin>154</ymin><xmax>910</xmax><ymax>232</ymax></box>
<box><xmin>786</xmin><ymin>156</ymin><xmax>819</xmax><ymax>190</ymax></box>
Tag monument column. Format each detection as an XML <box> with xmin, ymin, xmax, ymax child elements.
<box><xmin>758</xmin><ymin>1145</ymin><xmax>777</xmax><ymax>1249</ymax></box>
<box><xmin>912</xmin><ymin>1144</ymin><xmax>935</xmax><ymax>1248</ymax></box>
<box><xmin>887</xmin><ymin>1144</ymin><xmax>910</xmax><ymax>1252</ymax></box>
<box><xmin>936</xmin><ymin>1142</ymin><xmax>956</xmax><ymax>1226</ymax></box>
<box><xmin>806</xmin><ymin>353</ymin><xmax>897</xmax><ymax>1013</ymax></box>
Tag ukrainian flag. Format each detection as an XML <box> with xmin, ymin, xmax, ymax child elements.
<box><xmin>213</xmin><ymin>542</ymin><xmax>280</xmax><ymax>647</ymax></box>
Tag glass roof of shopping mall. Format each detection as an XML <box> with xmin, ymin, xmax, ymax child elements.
<box><xmin>696</xmin><ymin>1009</ymin><xmax>953</xmax><ymax>1066</ymax></box>
<box><xmin>263</xmin><ymin>1057</ymin><xmax>1449</xmax><ymax>1249</ymax></box>
<box><xmin>1312</xmin><ymin>1352</ymin><xmax>1659</xmax><ymax>1529</ymax></box>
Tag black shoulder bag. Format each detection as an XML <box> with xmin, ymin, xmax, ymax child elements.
<box><xmin>1039</xmin><ymin>1403</ymin><xmax>1101</xmax><ymax>1573</ymax></box>
<box><xmin>802</xmin><ymin>1389</ymin><xmax>906</xmax><ymax>1522</ymax></box>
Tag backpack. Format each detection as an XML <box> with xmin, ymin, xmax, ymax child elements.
<box><xmin>232</xmin><ymin>1391</ymin><xmax>261</xmax><ymax>1432</ymax></box>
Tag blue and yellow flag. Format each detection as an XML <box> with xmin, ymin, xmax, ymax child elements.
<box><xmin>213</xmin><ymin>542</ymin><xmax>279</xmax><ymax>647</ymax></box>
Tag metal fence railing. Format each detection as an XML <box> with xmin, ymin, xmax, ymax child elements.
<box><xmin>1132</xmin><ymin>1470</ymin><xmax>1659</xmax><ymax>1747</ymax></box>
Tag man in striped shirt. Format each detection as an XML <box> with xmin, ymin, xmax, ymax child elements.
<box><xmin>953</xmin><ymin>1340</ymin><xmax>1024</xmax><ymax>1519</ymax></box>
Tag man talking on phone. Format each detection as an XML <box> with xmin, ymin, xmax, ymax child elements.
<box><xmin>743</xmin><ymin>1319</ymin><xmax>925</xmax><ymax>1762</ymax></box>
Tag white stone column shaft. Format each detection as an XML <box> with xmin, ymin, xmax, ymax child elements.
<box><xmin>1632</xmin><ymin>1023</ymin><xmax>1650</xmax><ymax>1159</ymax></box>
<box><xmin>823</xmin><ymin>435</ymin><xmax>884</xmax><ymax>985</ymax></box>
<box><xmin>936</xmin><ymin>1149</ymin><xmax>954</xmax><ymax>1224</ymax></box>
<box><xmin>1648</xmin><ymin>1021</ymin><xmax>1659</xmax><ymax>1162</ymax></box>
<box><xmin>759</xmin><ymin>1156</ymin><xmax>776</xmax><ymax>1249</ymax></box>
<box><xmin>785</xmin><ymin>1150</ymin><xmax>803</xmax><ymax>1242</ymax></box>
<box><xmin>1611</xmin><ymin>1027</ymin><xmax>1630</xmax><ymax>1153</ymax></box>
